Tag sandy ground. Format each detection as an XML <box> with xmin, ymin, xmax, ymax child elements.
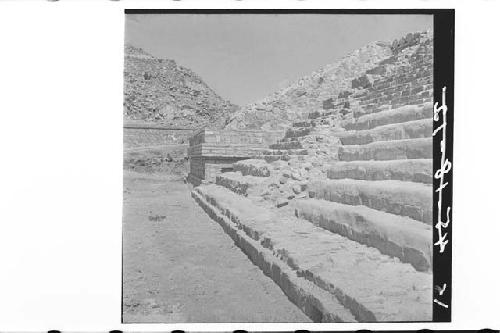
<box><xmin>122</xmin><ymin>170</ymin><xmax>310</xmax><ymax>323</ymax></box>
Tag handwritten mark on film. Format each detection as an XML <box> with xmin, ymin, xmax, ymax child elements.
<box><xmin>434</xmin><ymin>283</ymin><xmax>448</xmax><ymax>308</ymax></box>
<box><xmin>433</xmin><ymin>86</ymin><xmax>452</xmax><ymax>310</ymax></box>
<box><xmin>433</xmin><ymin>86</ymin><xmax>452</xmax><ymax>254</ymax></box>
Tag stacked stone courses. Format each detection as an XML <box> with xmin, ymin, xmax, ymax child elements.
<box><xmin>187</xmin><ymin>128</ymin><xmax>284</xmax><ymax>185</ymax></box>
<box><xmin>189</xmin><ymin>31</ymin><xmax>434</xmax><ymax>322</ymax></box>
<box><xmin>124</xmin><ymin>125</ymin><xmax>192</xmax><ymax>149</ymax></box>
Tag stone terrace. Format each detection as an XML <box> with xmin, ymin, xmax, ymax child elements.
<box><xmin>188</xmin><ymin>32</ymin><xmax>434</xmax><ymax>322</ymax></box>
<box><xmin>124</xmin><ymin>122</ymin><xmax>193</xmax><ymax>149</ymax></box>
<box><xmin>187</xmin><ymin>128</ymin><xmax>283</xmax><ymax>185</ymax></box>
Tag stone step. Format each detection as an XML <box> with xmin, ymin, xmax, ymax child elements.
<box><xmin>338</xmin><ymin>137</ymin><xmax>432</xmax><ymax>162</ymax></box>
<box><xmin>327</xmin><ymin>159</ymin><xmax>432</xmax><ymax>184</ymax></box>
<box><xmin>285</xmin><ymin>127</ymin><xmax>312</xmax><ymax>138</ymax></box>
<box><xmin>263</xmin><ymin>154</ymin><xmax>309</xmax><ymax>163</ymax></box>
<box><xmin>233</xmin><ymin>159</ymin><xmax>271</xmax><ymax>177</ymax></box>
<box><xmin>192</xmin><ymin>186</ymin><xmax>357</xmax><ymax>322</ymax></box>
<box><xmin>345</xmin><ymin>103</ymin><xmax>433</xmax><ymax>131</ymax></box>
<box><xmin>339</xmin><ymin>119</ymin><xmax>433</xmax><ymax>145</ymax></box>
<box><xmin>278</xmin><ymin>137</ymin><xmax>299</xmax><ymax>143</ymax></box>
<box><xmin>353</xmin><ymin>104</ymin><xmax>392</xmax><ymax>118</ymax></box>
<box><xmin>216</xmin><ymin>172</ymin><xmax>267</xmax><ymax>196</ymax></box>
<box><xmin>292</xmin><ymin>121</ymin><xmax>314</xmax><ymax>128</ymax></box>
<box><xmin>308</xmin><ymin>111</ymin><xmax>322</xmax><ymax>119</ymax></box>
<box><xmin>262</xmin><ymin>148</ymin><xmax>309</xmax><ymax>156</ymax></box>
<box><xmin>193</xmin><ymin>184</ymin><xmax>432</xmax><ymax>322</ymax></box>
<box><xmin>294</xmin><ymin>199</ymin><xmax>432</xmax><ymax>272</ymax></box>
<box><xmin>312</xmin><ymin>118</ymin><xmax>334</xmax><ymax>127</ymax></box>
<box><xmin>308</xmin><ymin>179</ymin><xmax>432</xmax><ymax>224</ymax></box>
<box><xmin>269</xmin><ymin>141</ymin><xmax>304</xmax><ymax>150</ymax></box>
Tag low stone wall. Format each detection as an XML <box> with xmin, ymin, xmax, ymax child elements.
<box><xmin>187</xmin><ymin>128</ymin><xmax>283</xmax><ymax>185</ymax></box>
<box><xmin>124</xmin><ymin>122</ymin><xmax>193</xmax><ymax>149</ymax></box>
<box><xmin>189</xmin><ymin>128</ymin><xmax>283</xmax><ymax>147</ymax></box>
<box><xmin>189</xmin><ymin>156</ymin><xmax>245</xmax><ymax>185</ymax></box>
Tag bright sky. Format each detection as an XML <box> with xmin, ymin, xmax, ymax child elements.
<box><xmin>125</xmin><ymin>14</ymin><xmax>432</xmax><ymax>106</ymax></box>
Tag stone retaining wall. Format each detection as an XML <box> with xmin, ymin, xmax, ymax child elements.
<box><xmin>187</xmin><ymin>128</ymin><xmax>283</xmax><ymax>185</ymax></box>
<box><xmin>124</xmin><ymin>123</ymin><xmax>193</xmax><ymax>149</ymax></box>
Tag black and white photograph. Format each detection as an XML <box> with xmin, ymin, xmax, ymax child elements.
<box><xmin>9</xmin><ymin>1</ymin><xmax>500</xmax><ymax>331</ymax></box>
<box><xmin>122</xmin><ymin>11</ymin><xmax>448</xmax><ymax>323</ymax></box>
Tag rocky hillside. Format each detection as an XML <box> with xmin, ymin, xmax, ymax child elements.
<box><xmin>226</xmin><ymin>31</ymin><xmax>432</xmax><ymax>131</ymax></box>
<box><xmin>124</xmin><ymin>45</ymin><xmax>239</xmax><ymax>129</ymax></box>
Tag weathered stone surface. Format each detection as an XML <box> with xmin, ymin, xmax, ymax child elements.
<box><xmin>338</xmin><ymin>138</ymin><xmax>432</xmax><ymax>161</ymax></box>
<box><xmin>346</xmin><ymin>103</ymin><xmax>433</xmax><ymax>131</ymax></box>
<box><xmin>299</xmin><ymin>181</ymin><xmax>308</xmax><ymax>192</ymax></box>
<box><xmin>124</xmin><ymin>45</ymin><xmax>239</xmax><ymax>128</ymax></box>
<box><xmin>225</xmin><ymin>40</ymin><xmax>396</xmax><ymax>130</ymax></box>
<box><xmin>271</xmin><ymin>160</ymin><xmax>289</xmax><ymax>170</ymax></box>
<box><xmin>308</xmin><ymin>179</ymin><xmax>432</xmax><ymax>224</ymax></box>
<box><xmin>294</xmin><ymin>199</ymin><xmax>432</xmax><ymax>271</ymax></box>
<box><xmin>194</xmin><ymin>184</ymin><xmax>432</xmax><ymax>322</ymax></box>
<box><xmin>216</xmin><ymin>172</ymin><xmax>267</xmax><ymax>196</ymax></box>
<box><xmin>292</xmin><ymin>184</ymin><xmax>303</xmax><ymax>194</ymax></box>
<box><xmin>322</xmin><ymin>98</ymin><xmax>336</xmax><ymax>110</ymax></box>
<box><xmin>124</xmin><ymin>125</ymin><xmax>192</xmax><ymax>149</ymax></box>
<box><xmin>291</xmin><ymin>171</ymin><xmax>303</xmax><ymax>181</ymax></box>
<box><xmin>391</xmin><ymin>32</ymin><xmax>424</xmax><ymax>53</ymax></box>
<box><xmin>285</xmin><ymin>127</ymin><xmax>312</xmax><ymax>138</ymax></box>
<box><xmin>233</xmin><ymin>159</ymin><xmax>271</xmax><ymax>177</ymax></box>
<box><xmin>187</xmin><ymin>129</ymin><xmax>286</xmax><ymax>185</ymax></box>
<box><xmin>292</xmin><ymin>121</ymin><xmax>313</xmax><ymax>128</ymax></box>
<box><xmin>192</xmin><ymin>188</ymin><xmax>356</xmax><ymax>322</ymax></box>
<box><xmin>277</xmin><ymin>199</ymin><xmax>289</xmax><ymax>208</ymax></box>
<box><xmin>307</xmin><ymin>111</ymin><xmax>321</xmax><ymax>119</ymax></box>
<box><xmin>339</xmin><ymin>118</ymin><xmax>433</xmax><ymax>145</ymax></box>
<box><xmin>190</xmin><ymin>128</ymin><xmax>284</xmax><ymax>147</ymax></box>
<box><xmin>269</xmin><ymin>141</ymin><xmax>304</xmax><ymax>150</ymax></box>
<box><xmin>188</xmin><ymin>30</ymin><xmax>435</xmax><ymax>322</ymax></box>
<box><xmin>351</xmin><ymin>74</ymin><xmax>375</xmax><ymax>89</ymax></box>
<box><xmin>327</xmin><ymin>159</ymin><xmax>433</xmax><ymax>184</ymax></box>
<box><xmin>263</xmin><ymin>148</ymin><xmax>309</xmax><ymax>156</ymax></box>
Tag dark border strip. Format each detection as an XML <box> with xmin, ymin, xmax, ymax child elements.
<box><xmin>102</xmin><ymin>328</ymin><xmax>499</xmax><ymax>333</ymax></box>
<box><xmin>433</xmin><ymin>9</ymin><xmax>454</xmax><ymax>322</ymax></box>
<box><xmin>125</xmin><ymin>9</ymin><xmax>453</xmax><ymax>15</ymax></box>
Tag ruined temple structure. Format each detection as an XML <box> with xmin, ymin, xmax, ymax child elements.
<box><xmin>187</xmin><ymin>128</ymin><xmax>284</xmax><ymax>185</ymax></box>
<box><xmin>188</xmin><ymin>31</ymin><xmax>434</xmax><ymax>322</ymax></box>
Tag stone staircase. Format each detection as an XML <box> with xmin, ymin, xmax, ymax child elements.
<box><xmin>190</xmin><ymin>31</ymin><xmax>434</xmax><ymax>322</ymax></box>
<box><xmin>259</xmin><ymin>122</ymin><xmax>316</xmax><ymax>162</ymax></box>
<box><xmin>192</xmin><ymin>107</ymin><xmax>434</xmax><ymax>321</ymax></box>
<box><xmin>193</xmin><ymin>101</ymin><xmax>434</xmax><ymax>320</ymax></box>
<box><xmin>295</xmin><ymin>101</ymin><xmax>434</xmax><ymax>274</ymax></box>
<box><xmin>193</xmin><ymin>176</ymin><xmax>432</xmax><ymax>322</ymax></box>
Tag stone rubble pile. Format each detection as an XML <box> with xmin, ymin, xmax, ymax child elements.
<box><xmin>124</xmin><ymin>148</ymin><xmax>187</xmax><ymax>174</ymax></box>
<box><xmin>124</xmin><ymin>45</ymin><xmax>239</xmax><ymax>129</ymax></box>
<box><xmin>225</xmin><ymin>31</ymin><xmax>432</xmax><ymax>132</ymax></box>
<box><xmin>225</xmin><ymin>42</ymin><xmax>393</xmax><ymax>131</ymax></box>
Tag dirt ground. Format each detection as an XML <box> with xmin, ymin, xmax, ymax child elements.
<box><xmin>122</xmin><ymin>170</ymin><xmax>310</xmax><ymax>323</ymax></box>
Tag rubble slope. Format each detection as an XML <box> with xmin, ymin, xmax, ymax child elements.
<box><xmin>226</xmin><ymin>31</ymin><xmax>432</xmax><ymax>131</ymax></box>
<box><xmin>124</xmin><ymin>45</ymin><xmax>239</xmax><ymax>129</ymax></box>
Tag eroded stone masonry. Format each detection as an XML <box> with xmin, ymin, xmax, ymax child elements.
<box><xmin>188</xmin><ymin>31</ymin><xmax>434</xmax><ymax>322</ymax></box>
